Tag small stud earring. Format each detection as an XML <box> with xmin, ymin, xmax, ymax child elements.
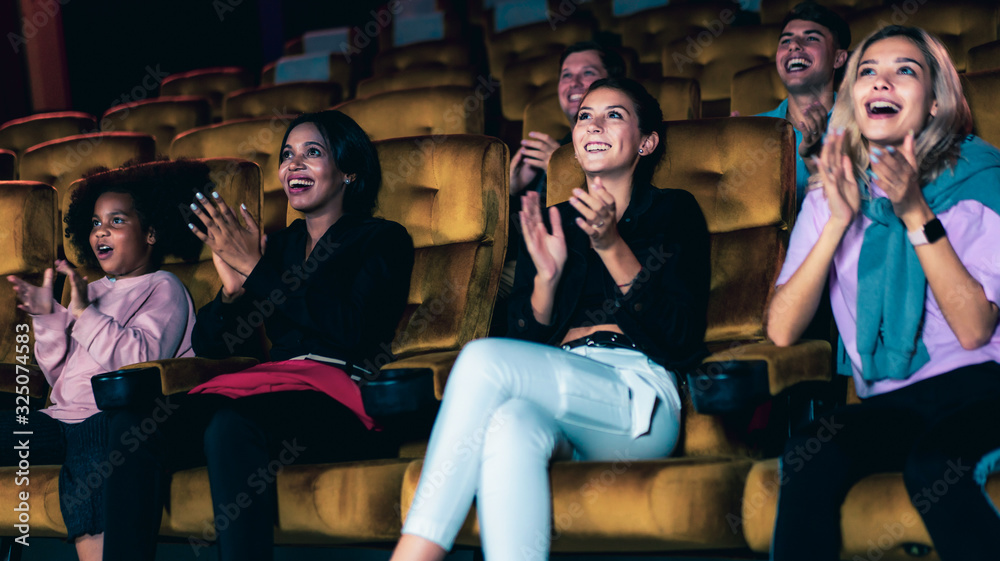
<box><xmin>345</xmin><ymin>178</ymin><xmax>351</xmax><ymax>184</ymax></box>
<box><xmin>638</xmin><ymin>149</ymin><xmax>644</xmax><ymax>154</ymax></box>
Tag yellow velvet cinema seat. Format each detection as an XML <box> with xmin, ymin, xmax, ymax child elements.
<box><xmin>968</xmin><ymin>39</ymin><xmax>1000</xmax><ymax>72</ymax></box>
<box><xmin>522</xmin><ymin>77</ymin><xmax>701</xmax><ymax>143</ymax></box>
<box><xmin>618</xmin><ymin>2</ymin><xmax>741</xmax><ymax>66</ymax></box>
<box><xmin>484</xmin><ymin>18</ymin><xmax>593</xmax><ymax>81</ymax></box>
<box><xmin>372</xmin><ymin>39</ymin><xmax>474</xmax><ymax>75</ymax></box>
<box><xmin>500</xmin><ymin>51</ymin><xmax>561</xmax><ymax>122</ymax></box>
<box><xmin>740</xmin><ymin>460</ymin><xmax>1000</xmax><ymax>560</ymax></box>
<box><xmin>0</xmin><ymin>111</ymin><xmax>97</xmax><ymax>160</ymax></box>
<box><xmin>169</xmin><ymin>116</ymin><xmax>292</xmax><ymax>235</ymax></box>
<box><xmin>0</xmin><ymin>149</ymin><xmax>14</xmax><ymax>180</ymax></box>
<box><xmin>961</xmin><ymin>69</ymin><xmax>1000</xmax><ymax>149</ymax></box>
<box><xmin>334</xmin><ymin>86</ymin><xmax>485</xmax><ymax>141</ymax></box>
<box><xmin>731</xmin><ymin>62</ymin><xmax>787</xmax><ymax>117</ymax></box>
<box><xmin>101</xmin><ymin>96</ymin><xmax>212</xmax><ymax>156</ymax></box>
<box><xmin>663</xmin><ymin>25</ymin><xmax>782</xmax><ymax>118</ymax></box>
<box><xmin>400</xmin><ymin>117</ymin><xmax>833</xmax><ymax>554</ymax></box>
<box><xmin>0</xmin><ymin>159</ymin><xmax>263</xmax><ymax>542</ymax></box>
<box><xmin>848</xmin><ymin>0</ymin><xmax>999</xmax><ymax>73</ymax></box>
<box><xmin>222</xmin><ymin>81</ymin><xmax>343</xmax><ymax>121</ymax></box>
<box><xmin>356</xmin><ymin>67</ymin><xmax>480</xmax><ymax>99</ymax></box>
<box><xmin>18</xmin><ymin>132</ymin><xmax>156</xmax><ymax>236</ymax></box>
<box><xmin>758</xmin><ymin>0</ymin><xmax>880</xmax><ymax>25</ymax></box>
<box><xmin>159</xmin><ymin>67</ymin><xmax>255</xmax><ymax>122</ymax></box>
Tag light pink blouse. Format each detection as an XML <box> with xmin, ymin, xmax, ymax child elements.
<box><xmin>32</xmin><ymin>270</ymin><xmax>196</xmax><ymax>422</ymax></box>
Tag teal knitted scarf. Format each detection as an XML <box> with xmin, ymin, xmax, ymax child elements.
<box><xmin>856</xmin><ymin>136</ymin><xmax>1000</xmax><ymax>381</ymax></box>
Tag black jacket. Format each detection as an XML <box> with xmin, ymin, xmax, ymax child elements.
<box><xmin>507</xmin><ymin>182</ymin><xmax>710</xmax><ymax>372</ymax></box>
<box><xmin>193</xmin><ymin>215</ymin><xmax>414</xmax><ymax>368</ymax></box>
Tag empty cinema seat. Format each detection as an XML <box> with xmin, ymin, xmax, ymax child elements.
<box><xmin>159</xmin><ymin>67</ymin><xmax>254</xmax><ymax>122</ymax></box>
<box><xmin>663</xmin><ymin>25</ymin><xmax>781</xmax><ymax>118</ymax></box>
<box><xmin>334</xmin><ymin>86</ymin><xmax>485</xmax><ymax>141</ymax></box>
<box><xmin>0</xmin><ymin>150</ymin><xmax>14</xmax><ymax>180</ymax></box>
<box><xmin>500</xmin><ymin>52</ymin><xmax>561</xmax><ymax>122</ymax></box>
<box><xmin>849</xmin><ymin>1</ymin><xmax>999</xmax><ymax>72</ymax></box>
<box><xmin>169</xmin><ymin>117</ymin><xmax>290</xmax><ymax>234</ymax></box>
<box><xmin>484</xmin><ymin>18</ymin><xmax>593</xmax><ymax>81</ymax></box>
<box><xmin>372</xmin><ymin>39</ymin><xmax>474</xmax><ymax>75</ymax></box>
<box><xmin>968</xmin><ymin>39</ymin><xmax>1000</xmax><ymax>73</ymax></box>
<box><xmin>222</xmin><ymin>81</ymin><xmax>343</xmax><ymax>121</ymax></box>
<box><xmin>18</xmin><ymin>132</ymin><xmax>156</xmax><ymax>223</ymax></box>
<box><xmin>618</xmin><ymin>2</ymin><xmax>741</xmax><ymax>65</ymax></box>
<box><xmin>731</xmin><ymin>62</ymin><xmax>787</xmax><ymax>117</ymax></box>
<box><xmin>356</xmin><ymin>67</ymin><xmax>479</xmax><ymax>99</ymax></box>
<box><xmin>0</xmin><ymin>111</ymin><xmax>97</xmax><ymax>159</ymax></box>
<box><xmin>0</xmin><ymin>181</ymin><xmax>58</xmax><ymax>399</ymax></box>
<box><xmin>261</xmin><ymin>53</ymin><xmax>354</xmax><ymax>98</ymax></box>
<box><xmin>962</xmin><ymin>69</ymin><xmax>1000</xmax><ymax>149</ymax></box>
<box><xmin>101</xmin><ymin>96</ymin><xmax>212</xmax><ymax>156</ymax></box>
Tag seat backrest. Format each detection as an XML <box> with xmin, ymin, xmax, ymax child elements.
<box><xmin>59</xmin><ymin>158</ymin><xmax>262</xmax><ymax>312</ymax></box>
<box><xmin>500</xmin><ymin>52</ymin><xmax>561</xmax><ymax>121</ymax></box>
<box><xmin>663</xmin><ymin>25</ymin><xmax>781</xmax><ymax>117</ymax></box>
<box><xmin>968</xmin><ymin>39</ymin><xmax>1000</xmax><ymax>73</ymax></box>
<box><xmin>261</xmin><ymin>54</ymin><xmax>354</xmax><ymax>99</ymax></box>
<box><xmin>849</xmin><ymin>2</ymin><xmax>999</xmax><ymax>72</ymax></box>
<box><xmin>759</xmin><ymin>0</ymin><xmax>880</xmax><ymax>25</ymax></box>
<box><xmin>287</xmin><ymin>135</ymin><xmax>508</xmax><ymax>358</ymax></box>
<box><xmin>961</xmin><ymin>69</ymin><xmax>1000</xmax><ymax>149</ymax></box>
<box><xmin>169</xmin><ymin>117</ymin><xmax>291</xmax><ymax>234</ymax></box>
<box><xmin>373</xmin><ymin>39</ymin><xmax>473</xmax><ymax>75</ymax></box>
<box><xmin>159</xmin><ymin>67</ymin><xmax>254</xmax><ymax>122</ymax></box>
<box><xmin>0</xmin><ymin>149</ymin><xmax>14</xmax><ymax>180</ymax></box>
<box><xmin>731</xmin><ymin>62</ymin><xmax>787</xmax><ymax>117</ymax></box>
<box><xmin>547</xmin><ymin>117</ymin><xmax>796</xmax><ymax>345</ymax></box>
<box><xmin>356</xmin><ymin>67</ymin><xmax>479</xmax><ymax>99</ymax></box>
<box><xmin>222</xmin><ymin>82</ymin><xmax>343</xmax><ymax>121</ymax></box>
<box><xmin>0</xmin><ymin>112</ymin><xmax>97</xmax><ymax>159</ymax></box>
<box><xmin>102</xmin><ymin>96</ymin><xmax>212</xmax><ymax>157</ymax></box>
<box><xmin>618</xmin><ymin>2</ymin><xmax>739</xmax><ymax>64</ymax></box>
<box><xmin>334</xmin><ymin>87</ymin><xmax>485</xmax><ymax>141</ymax></box>
<box><xmin>19</xmin><ymin>132</ymin><xmax>156</xmax><ymax>238</ymax></box>
<box><xmin>484</xmin><ymin>19</ymin><xmax>593</xmax><ymax>80</ymax></box>
<box><xmin>0</xmin><ymin>181</ymin><xmax>57</xmax><ymax>372</ymax></box>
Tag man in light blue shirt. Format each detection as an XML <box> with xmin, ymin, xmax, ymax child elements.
<box><xmin>758</xmin><ymin>2</ymin><xmax>849</xmax><ymax>207</ymax></box>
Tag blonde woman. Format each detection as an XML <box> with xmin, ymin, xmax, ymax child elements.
<box><xmin>768</xmin><ymin>26</ymin><xmax>1000</xmax><ymax>560</ymax></box>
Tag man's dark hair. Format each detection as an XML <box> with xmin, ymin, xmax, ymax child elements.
<box><xmin>559</xmin><ymin>41</ymin><xmax>627</xmax><ymax>79</ymax></box>
<box><xmin>782</xmin><ymin>2</ymin><xmax>851</xmax><ymax>50</ymax></box>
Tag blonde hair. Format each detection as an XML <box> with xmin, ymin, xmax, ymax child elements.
<box><xmin>827</xmin><ymin>26</ymin><xmax>972</xmax><ymax>188</ymax></box>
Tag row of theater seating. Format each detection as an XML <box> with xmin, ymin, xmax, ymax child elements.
<box><xmin>3</xmin><ymin>117</ymin><xmax>999</xmax><ymax>559</ymax></box>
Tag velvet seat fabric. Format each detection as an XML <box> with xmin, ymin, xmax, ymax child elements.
<box><xmin>159</xmin><ymin>67</ymin><xmax>254</xmax><ymax>122</ymax></box>
<box><xmin>0</xmin><ymin>112</ymin><xmax>97</xmax><ymax>159</ymax></box>
<box><xmin>260</xmin><ymin>54</ymin><xmax>353</xmax><ymax>99</ymax></box>
<box><xmin>961</xmin><ymin>69</ymin><xmax>1000</xmax><ymax>150</ymax></box>
<box><xmin>968</xmin><ymin>39</ymin><xmax>1000</xmax><ymax>73</ymax></box>
<box><xmin>372</xmin><ymin>40</ymin><xmax>473</xmax><ymax>75</ymax></box>
<box><xmin>222</xmin><ymin>81</ymin><xmax>342</xmax><ymax>121</ymax></box>
<box><xmin>731</xmin><ymin>62</ymin><xmax>787</xmax><ymax>118</ymax></box>
<box><xmin>101</xmin><ymin>96</ymin><xmax>212</xmax><ymax>156</ymax></box>
<box><xmin>484</xmin><ymin>19</ymin><xmax>593</xmax><ymax>81</ymax></box>
<box><xmin>619</xmin><ymin>2</ymin><xmax>741</xmax><ymax>65</ymax></box>
<box><xmin>662</xmin><ymin>26</ymin><xmax>781</xmax><ymax>118</ymax></box>
<box><xmin>356</xmin><ymin>67</ymin><xmax>479</xmax><ymax>99</ymax></box>
<box><xmin>758</xmin><ymin>0</ymin><xmax>881</xmax><ymax>25</ymax></box>
<box><xmin>333</xmin><ymin>87</ymin><xmax>485</xmax><ymax>141</ymax></box>
<box><xmin>500</xmin><ymin>52</ymin><xmax>561</xmax><ymax>121</ymax></box>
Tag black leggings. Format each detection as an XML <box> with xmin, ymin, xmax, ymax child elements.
<box><xmin>0</xmin><ymin>410</ymin><xmax>108</xmax><ymax>540</ymax></box>
<box><xmin>102</xmin><ymin>391</ymin><xmax>394</xmax><ymax>561</ymax></box>
<box><xmin>772</xmin><ymin>361</ymin><xmax>1000</xmax><ymax>560</ymax></box>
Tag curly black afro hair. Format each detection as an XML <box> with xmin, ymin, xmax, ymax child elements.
<box><xmin>64</xmin><ymin>159</ymin><xmax>208</xmax><ymax>270</ymax></box>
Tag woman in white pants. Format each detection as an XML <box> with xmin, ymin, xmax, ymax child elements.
<box><xmin>390</xmin><ymin>78</ymin><xmax>711</xmax><ymax>561</ymax></box>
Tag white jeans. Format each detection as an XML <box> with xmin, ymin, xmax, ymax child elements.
<box><xmin>401</xmin><ymin>338</ymin><xmax>683</xmax><ymax>560</ymax></box>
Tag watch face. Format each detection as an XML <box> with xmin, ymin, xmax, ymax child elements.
<box><xmin>924</xmin><ymin>217</ymin><xmax>946</xmax><ymax>244</ymax></box>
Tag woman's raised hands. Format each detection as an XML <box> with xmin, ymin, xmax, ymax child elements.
<box><xmin>519</xmin><ymin>190</ymin><xmax>567</xmax><ymax>285</ymax></box>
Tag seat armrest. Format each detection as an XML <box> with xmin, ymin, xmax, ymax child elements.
<box><xmin>378</xmin><ymin>351</ymin><xmax>459</xmax><ymax>400</ymax></box>
<box><xmin>119</xmin><ymin>356</ymin><xmax>260</xmax><ymax>395</ymax></box>
<box><xmin>0</xmin><ymin>363</ymin><xmax>48</xmax><ymax>398</ymax></box>
<box><xmin>687</xmin><ymin>340</ymin><xmax>831</xmax><ymax>414</ymax></box>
